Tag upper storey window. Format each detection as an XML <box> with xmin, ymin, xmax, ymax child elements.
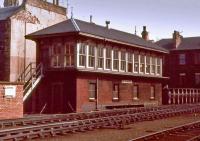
<box><xmin>146</xmin><ymin>56</ymin><xmax>150</xmax><ymax>74</ymax></box>
<box><xmin>134</xmin><ymin>54</ymin><xmax>139</xmax><ymax>73</ymax></box>
<box><xmin>194</xmin><ymin>53</ymin><xmax>200</xmax><ymax>65</ymax></box>
<box><xmin>128</xmin><ymin>53</ymin><xmax>133</xmax><ymax>72</ymax></box>
<box><xmin>151</xmin><ymin>57</ymin><xmax>156</xmax><ymax>74</ymax></box>
<box><xmin>179</xmin><ymin>54</ymin><xmax>186</xmax><ymax>65</ymax></box>
<box><xmin>106</xmin><ymin>48</ymin><xmax>112</xmax><ymax>69</ymax></box>
<box><xmin>79</xmin><ymin>44</ymin><xmax>86</xmax><ymax>67</ymax></box>
<box><xmin>64</xmin><ymin>43</ymin><xmax>74</xmax><ymax>67</ymax></box>
<box><xmin>88</xmin><ymin>45</ymin><xmax>95</xmax><ymax>67</ymax></box>
<box><xmin>50</xmin><ymin>43</ymin><xmax>62</xmax><ymax>67</ymax></box>
<box><xmin>156</xmin><ymin>58</ymin><xmax>161</xmax><ymax>75</ymax></box>
<box><xmin>121</xmin><ymin>51</ymin><xmax>126</xmax><ymax>71</ymax></box>
<box><xmin>97</xmin><ymin>47</ymin><xmax>104</xmax><ymax>69</ymax></box>
<box><xmin>140</xmin><ymin>55</ymin><xmax>145</xmax><ymax>73</ymax></box>
<box><xmin>113</xmin><ymin>50</ymin><xmax>119</xmax><ymax>70</ymax></box>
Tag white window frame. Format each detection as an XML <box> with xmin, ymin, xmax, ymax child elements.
<box><xmin>151</xmin><ymin>56</ymin><xmax>156</xmax><ymax>75</ymax></box>
<box><xmin>134</xmin><ymin>53</ymin><xmax>139</xmax><ymax>73</ymax></box>
<box><xmin>87</xmin><ymin>44</ymin><xmax>95</xmax><ymax>68</ymax></box>
<box><xmin>156</xmin><ymin>57</ymin><xmax>162</xmax><ymax>76</ymax></box>
<box><xmin>127</xmin><ymin>52</ymin><xmax>133</xmax><ymax>73</ymax></box>
<box><xmin>146</xmin><ymin>55</ymin><xmax>150</xmax><ymax>74</ymax></box>
<box><xmin>97</xmin><ymin>47</ymin><xmax>104</xmax><ymax>70</ymax></box>
<box><xmin>139</xmin><ymin>54</ymin><xmax>145</xmax><ymax>74</ymax></box>
<box><xmin>113</xmin><ymin>49</ymin><xmax>119</xmax><ymax>71</ymax></box>
<box><xmin>120</xmin><ymin>51</ymin><xmax>126</xmax><ymax>72</ymax></box>
<box><xmin>105</xmin><ymin>47</ymin><xmax>112</xmax><ymax>70</ymax></box>
<box><xmin>78</xmin><ymin>43</ymin><xmax>87</xmax><ymax>68</ymax></box>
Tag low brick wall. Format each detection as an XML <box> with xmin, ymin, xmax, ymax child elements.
<box><xmin>0</xmin><ymin>82</ymin><xmax>23</xmax><ymax>120</ymax></box>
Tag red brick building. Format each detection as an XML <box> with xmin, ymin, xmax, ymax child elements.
<box><xmin>157</xmin><ymin>31</ymin><xmax>200</xmax><ymax>88</ymax></box>
<box><xmin>0</xmin><ymin>82</ymin><xmax>23</xmax><ymax>119</ymax></box>
<box><xmin>25</xmin><ymin>18</ymin><xmax>168</xmax><ymax>114</ymax></box>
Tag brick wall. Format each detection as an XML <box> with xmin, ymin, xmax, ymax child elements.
<box><xmin>76</xmin><ymin>74</ymin><xmax>163</xmax><ymax>112</ymax></box>
<box><xmin>0</xmin><ymin>82</ymin><xmax>23</xmax><ymax>119</ymax></box>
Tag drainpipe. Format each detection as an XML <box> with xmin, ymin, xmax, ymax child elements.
<box><xmin>96</xmin><ymin>77</ymin><xmax>99</xmax><ymax>111</ymax></box>
<box><xmin>24</xmin><ymin>21</ymin><xmax>27</xmax><ymax>81</ymax></box>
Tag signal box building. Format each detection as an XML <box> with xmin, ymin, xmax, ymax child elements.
<box><xmin>25</xmin><ymin>18</ymin><xmax>168</xmax><ymax>114</ymax></box>
<box><xmin>157</xmin><ymin>31</ymin><xmax>200</xmax><ymax>88</ymax></box>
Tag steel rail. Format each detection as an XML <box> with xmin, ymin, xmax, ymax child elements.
<box><xmin>0</xmin><ymin>104</ymin><xmax>184</xmax><ymax>129</ymax></box>
<box><xmin>129</xmin><ymin>120</ymin><xmax>200</xmax><ymax>141</ymax></box>
<box><xmin>0</xmin><ymin>105</ymin><xmax>200</xmax><ymax>141</ymax></box>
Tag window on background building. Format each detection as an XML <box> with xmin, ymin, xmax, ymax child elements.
<box><xmin>97</xmin><ymin>47</ymin><xmax>104</xmax><ymax>69</ymax></box>
<box><xmin>150</xmin><ymin>85</ymin><xmax>155</xmax><ymax>99</ymax></box>
<box><xmin>88</xmin><ymin>82</ymin><xmax>97</xmax><ymax>100</ymax></box>
<box><xmin>79</xmin><ymin>43</ymin><xmax>86</xmax><ymax>66</ymax></box>
<box><xmin>121</xmin><ymin>51</ymin><xmax>126</xmax><ymax>71</ymax></box>
<box><xmin>179</xmin><ymin>73</ymin><xmax>186</xmax><ymax>87</ymax></box>
<box><xmin>64</xmin><ymin>43</ymin><xmax>74</xmax><ymax>67</ymax></box>
<box><xmin>134</xmin><ymin>54</ymin><xmax>139</xmax><ymax>73</ymax></box>
<box><xmin>133</xmin><ymin>85</ymin><xmax>139</xmax><ymax>100</ymax></box>
<box><xmin>105</xmin><ymin>48</ymin><xmax>111</xmax><ymax>69</ymax></box>
<box><xmin>140</xmin><ymin>54</ymin><xmax>145</xmax><ymax>73</ymax></box>
<box><xmin>113</xmin><ymin>83</ymin><xmax>119</xmax><ymax>100</ymax></box>
<box><xmin>88</xmin><ymin>45</ymin><xmax>95</xmax><ymax>67</ymax></box>
<box><xmin>179</xmin><ymin>54</ymin><xmax>186</xmax><ymax>65</ymax></box>
<box><xmin>128</xmin><ymin>53</ymin><xmax>133</xmax><ymax>72</ymax></box>
<box><xmin>146</xmin><ymin>56</ymin><xmax>150</xmax><ymax>74</ymax></box>
<box><xmin>151</xmin><ymin>57</ymin><xmax>156</xmax><ymax>74</ymax></box>
<box><xmin>194</xmin><ymin>53</ymin><xmax>200</xmax><ymax>65</ymax></box>
<box><xmin>195</xmin><ymin>73</ymin><xmax>200</xmax><ymax>86</ymax></box>
<box><xmin>113</xmin><ymin>50</ymin><xmax>119</xmax><ymax>70</ymax></box>
<box><xmin>50</xmin><ymin>43</ymin><xmax>62</xmax><ymax>67</ymax></box>
<box><xmin>156</xmin><ymin>58</ymin><xmax>161</xmax><ymax>75</ymax></box>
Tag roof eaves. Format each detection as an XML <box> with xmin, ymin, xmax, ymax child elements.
<box><xmin>79</xmin><ymin>32</ymin><xmax>169</xmax><ymax>54</ymax></box>
<box><xmin>8</xmin><ymin>5</ymin><xmax>24</xmax><ymax>20</ymax></box>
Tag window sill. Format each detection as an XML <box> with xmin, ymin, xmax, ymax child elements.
<box><xmin>89</xmin><ymin>98</ymin><xmax>96</xmax><ymax>102</ymax></box>
<box><xmin>133</xmin><ymin>98</ymin><xmax>139</xmax><ymax>101</ymax></box>
<box><xmin>150</xmin><ymin>97</ymin><xmax>155</xmax><ymax>100</ymax></box>
<box><xmin>112</xmin><ymin>98</ymin><xmax>119</xmax><ymax>102</ymax></box>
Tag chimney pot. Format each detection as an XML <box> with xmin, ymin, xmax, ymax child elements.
<box><xmin>143</xmin><ymin>26</ymin><xmax>146</xmax><ymax>31</ymax></box>
<box><xmin>105</xmin><ymin>21</ymin><xmax>110</xmax><ymax>28</ymax></box>
<box><xmin>90</xmin><ymin>15</ymin><xmax>93</xmax><ymax>23</ymax></box>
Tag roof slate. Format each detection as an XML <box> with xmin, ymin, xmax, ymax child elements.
<box><xmin>157</xmin><ymin>37</ymin><xmax>200</xmax><ymax>51</ymax></box>
<box><xmin>0</xmin><ymin>6</ymin><xmax>22</xmax><ymax>20</ymax></box>
<box><xmin>27</xmin><ymin>18</ymin><xmax>168</xmax><ymax>53</ymax></box>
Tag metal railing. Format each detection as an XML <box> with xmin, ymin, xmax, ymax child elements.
<box><xmin>17</xmin><ymin>62</ymin><xmax>43</xmax><ymax>102</ymax></box>
<box><xmin>166</xmin><ymin>88</ymin><xmax>200</xmax><ymax>105</ymax></box>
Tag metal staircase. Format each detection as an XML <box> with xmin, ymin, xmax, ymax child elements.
<box><xmin>17</xmin><ymin>62</ymin><xmax>43</xmax><ymax>102</ymax></box>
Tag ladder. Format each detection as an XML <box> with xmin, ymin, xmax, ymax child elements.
<box><xmin>17</xmin><ymin>62</ymin><xmax>43</xmax><ymax>102</ymax></box>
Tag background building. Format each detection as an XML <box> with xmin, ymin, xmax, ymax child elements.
<box><xmin>0</xmin><ymin>0</ymin><xmax>67</xmax><ymax>81</ymax></box>
<box><xmin>157</xmin><ymin>31</ymin><xmax>200</xmax><ymax>88</ymax></box>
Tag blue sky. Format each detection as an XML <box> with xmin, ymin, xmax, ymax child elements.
<box><xmin>1</xmin><ymin>0</ymin><xmax>200</xmax><ymax>41</ymax></box>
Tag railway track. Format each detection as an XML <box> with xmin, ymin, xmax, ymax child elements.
<box><xmin>0</xmin><ymin>104</ymin><xmax>183</xmax><ymax>129</ymax></box>
<box><xmin>0</xmin><ymin>104</ymin><xmax>200</xmax><ymax>141</ymax></box>
<box><xmin>129</xmin><ymin>120</ymin><xmax>200</xmax><ymax>141</ymax></box>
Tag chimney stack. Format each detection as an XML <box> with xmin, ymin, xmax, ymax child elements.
<box><xmin>105</xmin><ymin>21</ymin><xmax>110</xmax><ymax>29</ymax></box>
<box><xmin>141</xmin><ymin>26</ymin><xmax>149</xmax><ymax>40</ymax></box>
<box><xmin>173</xmin><ymin>30</ymin><xmax>182</xmax><ymax>48</ymax></box>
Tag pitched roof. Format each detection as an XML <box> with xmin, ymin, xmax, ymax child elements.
<box><xmin>27</xmin><ymin>18</ymin><xmax>168</xmax><ymax>53</ymax></box>
<box><xmin>0</xmin><ymin>6</ymin><xmax>22</xmax><ymax>20</ymax></box>
<box><xmin>156</xmin><ymin>37</ymin><xmax>200</xmax><ymax>51</ymax></box>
